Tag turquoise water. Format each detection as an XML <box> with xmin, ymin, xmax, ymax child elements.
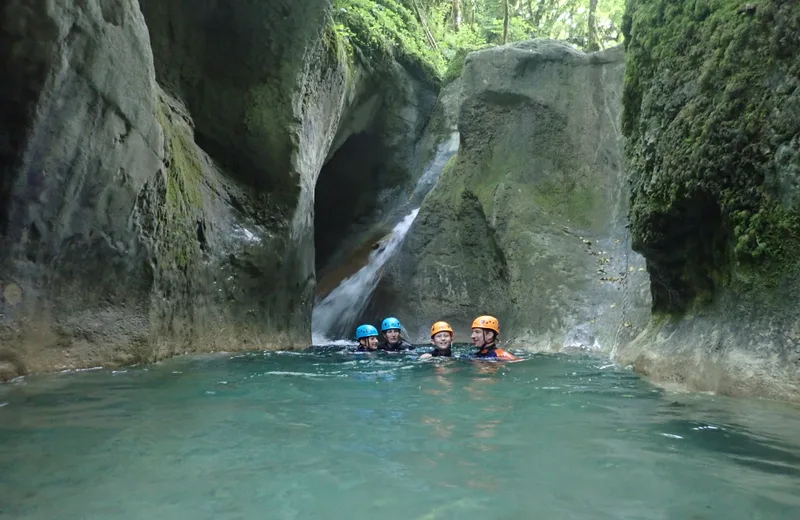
<box><xmin>1</xmin><ymin>346</ymin><xmax>799</xmax><ymax>520</ymax></box>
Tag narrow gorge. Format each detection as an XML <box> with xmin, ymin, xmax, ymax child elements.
<box><xmin>0</xmin><ymin>0</ymin><xmax>437</xmax><ymax>377</ymax></box>
<box><xmin>1</xmin><ymin>0</ymin><xmax>798</xmax><ymax>402</ymax></box>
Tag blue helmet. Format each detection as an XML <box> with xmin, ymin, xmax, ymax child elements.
<box><xmin>355</xmin><ymin>324</ymin><xmax>379</xmax><ymax>339</ymax></box>
<box><xmin>381</xmin><ymin>317</ymin><xmax>402</xmax><ymax>332</ymax></box>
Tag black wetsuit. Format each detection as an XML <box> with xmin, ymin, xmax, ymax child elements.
<box><xmin>379</xmin><ymin>340</ymin><xmax>414</xmax><ymax>352</ymax></box>
<box><xmin>472</xmin><ymin>345</ymin><xmax>499</xmax><ymax>358</ymax></box>
<box><xmin>429</xmin><ymin>346</ymin><xmax>452</xmax><ymax>357</ymax></box>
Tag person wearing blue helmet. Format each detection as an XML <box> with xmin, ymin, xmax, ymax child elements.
<box><xmin>378</xmin><ymin>317</ymin><xmax>414</xmax><ymax>352</ymax></box>
<box><xmin>355</xmin><ymin>324</ymin><xmax>379</xmax><ymax>352</ymax></box>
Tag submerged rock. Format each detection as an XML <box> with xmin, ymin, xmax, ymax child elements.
<box><xmin>618</xmin><ymin>0</ymin><xmax>800</xmax><ymax>401</ymax></box>
<box><xmin>370</xmin><ymin>39</ymin><xmax>651</xmax><ymax>351</ymax></box>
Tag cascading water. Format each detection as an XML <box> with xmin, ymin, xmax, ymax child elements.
<box><xmin>311</xmin><ymin>133</ymin><xmax>459</xmax><ymax>343</ymax></box>
<box><xmin>408</xmin><ymin>132</ymin><xmax>459</xmax><ymax>206</ymax></box>
<box><xmin>311</xmin><ymin>208</ymin><xmax>419</xmax><ymax>343</ymax></box>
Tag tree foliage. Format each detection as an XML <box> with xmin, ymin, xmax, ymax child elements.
<box><xmin>333</xmin><ymin>0</ymin><xmax>626</xmax><ymax>80</ymax></box>
<box><xmin>414</xmin><ymin>0</ymin><xmax>626</xmax><ymax>50</ymax></box>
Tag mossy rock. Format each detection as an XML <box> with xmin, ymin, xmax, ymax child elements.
<box><xmin>622</xmin><ymin>0</ymin><xmax>800</xmax><ymax>310</ymax></box>
<box><xmin>332</xmin><ymin>0</ymin><xmax>443</xmax><ymax>84</ymax></box>
<box><xmin>154</xmin><ymin>96</ymin><xmax>205</xmax><ymax>271</ymax></box>
<box><xmin>369</xmin><ymin>40</ymin><xmax>649</xmax><ymax>350</ymax></box>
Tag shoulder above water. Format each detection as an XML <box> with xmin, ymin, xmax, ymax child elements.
<box><xmin>379</xmin><ymin>340</ymin><xmax>415</xmax><ymax>352</ymax></box>
<box><xmin>473</xmin><ymin>347</ymin><xmax>518</xmax><ymax>361</ymax></box>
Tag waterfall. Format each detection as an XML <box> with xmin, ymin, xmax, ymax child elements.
<box><xmin>311</xmin><ymin>132</ymin><xmax>460</xmax><ymax>343</ymax></box>
<box><xmin>311</xmin><ymin>208</ymin><xmax>420</xmax><ymax>343</ymax></box>
<box><xmin>408</xmin><ymin>132</ymin><xmax>459</xmax><ymax>207</ymax></box>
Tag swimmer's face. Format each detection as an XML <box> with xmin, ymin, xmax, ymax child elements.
<box><xmin>367</xmin><ymin>336</ymin><xmax>379</xmax><ymax>349</ymax></box>
<box><xmin>432</xmin><ymin>331</ymin><xmax>453</xmax><ymax>350</ymax></box>
<box><xmin>471</xmin><ymin>328</ymin><xmax>495</xmax><ymax>347</ymax></box>
<box><xmin>470</xmin><ymin>328</ymin><xmax>485</xmax><ymax>347</ymax></box>
<box><xmin>385</xmin><ymin>329</ymin><xmax>401</xmax><ymax>343</ymax></box>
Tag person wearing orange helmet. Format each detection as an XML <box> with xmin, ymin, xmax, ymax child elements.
<box><xmin>419</xmin><ymin>321</ymin><xmax>455</xmax><ymax>360</ymax></box>
<box><xmin>470</xmin><ymin>315</ymin><xmax>517</xmax><ymax>360</ymax></box>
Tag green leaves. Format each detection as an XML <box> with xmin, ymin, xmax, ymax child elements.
<box><xmin>332</xmin><ymin>0</ymin><xmax>627</xmax><ymax>83</ymax></box>
<box><xmin>334</xmin><ymin>0</ymin><xmax>445</xmax><ymax>78</ymax></box>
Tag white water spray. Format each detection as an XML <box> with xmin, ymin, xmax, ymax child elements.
<box><xmin>311</xmin><ymin>132</ymin><xmax>460</xmax><ymax>344</ymax></box>
<box><xmin>409</xmin><ymin>132</ymin><xmax>459</xmax><ymax>205</ymax></box>
<box><xmin>311</xmin><ymin>208</ymin><xmax>420</xmax><ymax>343</ymax></box>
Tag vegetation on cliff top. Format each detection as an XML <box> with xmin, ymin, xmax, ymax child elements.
<box><xmin>332</xmin><ymin>0</ymin><xmax>626</xmax><ymax>81</ymax></box>
<box><xmin>622</xmin><ymin>0</ymin><xmax>800</xmax><ymax>309</ymax></box>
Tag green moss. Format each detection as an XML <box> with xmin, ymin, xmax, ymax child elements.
<box><xmin>441</xmin><ymin>43</ymin><xmax>495</xmax><ymax>85</ymax></box>
<box><xmin>438</xmin><ymin>154</ymin><xmax>470</xmax><ymax>208</ymax></box>
<box><xmin>733</xmin><ymin>202</ymin><xmax>800</xmax><ymax>261</ymax></box>
<box><xmin>324</xmin><ymin>19</ymin><xmax>357</xmax><ymax>75</ymax></box>
<box><xmin>622</xmin><ymin>0</ymin><xmax>800</xmax><ymax>274</ymax></box>
<box><xmin>156</xmin><ymin>100</ymin><xmax>205</xmax><ymax>270</ymax></box>
<box><xmin>474</xmin><ymin>165</ymin><xmax>508</xmax><ymax>209</ymax></box>
<box><xmin>442</xmin><ymin>47</ymin><xmax>470</xmax><ymax>84</ymax></box>
<box><xmin>157</xmin><ymin>103</ymin><xmax>203</xmax><ymax>212</ymax></box>
<box><xmin>323</xmin><ymin>21</ymin><xmax>343</xmax><ymax>58</ymax></box>
<box><xmin>333</xmin><ymin>0</ymin><xmax>443</xmax><ymax>82</ymax></box>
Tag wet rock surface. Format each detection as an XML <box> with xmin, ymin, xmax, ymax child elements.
<box><xmin>370</xmin><ymin>40</ymin><xmax>651</xmax><ymax>352</ymax></box>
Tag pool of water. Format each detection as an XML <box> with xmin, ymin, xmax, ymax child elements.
<box><xmin>1</xmin><ymin>346</ymin><xmax>799</xmax><ymax>520</ymax></box>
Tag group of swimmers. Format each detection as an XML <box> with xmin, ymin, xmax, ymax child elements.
<box><xmin>353</xmin><ymin>315</ymin><xmax>517</xmax><ymax>361</ymax></box>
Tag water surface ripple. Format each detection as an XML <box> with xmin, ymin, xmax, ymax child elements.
<box><xmin>1</xmin><ymin>347</ymin><xmax>799</xmax><ymax>520</ymax></box>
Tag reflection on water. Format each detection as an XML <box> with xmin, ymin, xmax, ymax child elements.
<box><xmin>1</xmin><ymin>347</ymin><xmax>800</xmax><ymax>520</ymax></box>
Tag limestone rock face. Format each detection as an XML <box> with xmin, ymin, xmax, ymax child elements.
<box><xmin>618</xmin><ymin>0</ymin><xmax>800</xmax><ymax>401</ymax></box>
<box><xmin>313</xmin><ymin>57</ymin><xmax>438</xmax><ymax>277</ymax></box>
<box><xmin>370</xmin><ymin>40</ymin><xmax>651</xmax><ymax>352</ymax></box>
<box><xmin>0</xmin><ymin>0</ymin><xmax>436</xmax><ymax>377</ymax></box>
<box><xmin>0</xmin><ymin>0</ymin><xmax>163</xmax><ymax>376</ymax></box>
<box><xmin>140</xmin><ymin>0</ymin><xmax>352</xmax><ymax>354</ymax></box>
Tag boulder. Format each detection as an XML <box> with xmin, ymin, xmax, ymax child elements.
<box><xmin>370</xmin><ymin>40</ymin><xmax>651</xmax><ymax>352</ymax></box>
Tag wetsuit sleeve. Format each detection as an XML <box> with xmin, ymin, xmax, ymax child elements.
<box><xmin>495</xmin><ymin>349</ymin><xmax>517</xmax><ymax>360</ymax></box>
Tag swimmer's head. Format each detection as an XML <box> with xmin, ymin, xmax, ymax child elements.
<box><xmin>355</xmin><ymin>324</ymin><xmax>379</xmax><ymax>349</ymax></box>
<box><xmin>430</xmin><ymin>321</ymin><xmax>454</xmax><ymax>350</ymax></box>
<box><xmin>381</xmin><ymin>317</ymin><xmax>403</xmax><ymax>344</ymax></box>
<box><xmin>470</xmin><ymin>315</ymin><xmax>499</xmax><ymax>347</ymax></box>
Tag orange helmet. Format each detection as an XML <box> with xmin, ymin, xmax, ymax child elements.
<box><xmin>471</xmin><ymin>315</ymin><xmax>499</xmax><ymax>334</ymax></box>
<box><xmin>430</xmin><ymin>321</ymin><xmax>454</xmax><ymax>338</ymax></box>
